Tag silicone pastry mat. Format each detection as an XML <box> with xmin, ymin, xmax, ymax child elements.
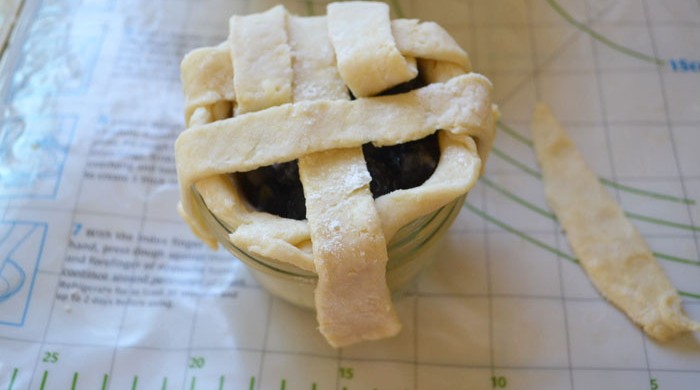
<box><xmin>0</xmin><ymin>0</ymin><xmax>699</xmax><ymax>389</ymax></box>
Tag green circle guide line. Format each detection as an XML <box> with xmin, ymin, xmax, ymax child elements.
<box><xmin>304</xmin><ymin>1</ymin><xmax>315</xmax><ymax>16</ymax></box>
<box><xmin>483</xmin><ymin>172</ymin><xmax>700</xmax><ymax>233</ymax></box>
<box><xmin>7</xmin><ymin>368</ymin><xmax>18</xmax><ymax>390</ymax></box>
<box><xmin>389</xmin><ymin>0</ymin><xmax>405</xmax><ymax>18</ymax></box>
<box><xmin>463</xmin><ymin>202</ymin><xmax>700</xmax><ymax>301</ymax></box>
<box><xmin>479</xmin><ymin>177</ymin><xmax>700</xmax><ymax>264</ymax></box>
<box><xmin>496</xmin><ymin>121</ymin><xmax>696</xmax><ymax>206</ymax></box>
<box><xmin>463</xmin><ymin>201</ymin><xmax>579</xmax><ymax>264</ymax></box>
<box><xmin>546</xmin><ymin>0</ymin><xmax>665</xmax><ymax>66</ymax></box>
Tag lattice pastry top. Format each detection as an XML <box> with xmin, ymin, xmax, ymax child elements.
<box><xmin>175</xmin><ymin>1</ymin><xmax>496</xmax><ymax>347</ymax></box>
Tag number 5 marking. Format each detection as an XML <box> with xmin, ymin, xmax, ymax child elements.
<box><xmin>650</xmin><ymin>378</ymin><xmax>659</xmax><ymax>390</ymax></box>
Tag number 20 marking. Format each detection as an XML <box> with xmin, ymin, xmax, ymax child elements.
<box><xmin>42</xmin><ymin>352</ymin><xmax>59</xmax><ymax>363</ymax></box>
<box><xmin>189</xmin><ymin>357</ymin><xmax>205</xmax><ymax>369</ymax></box>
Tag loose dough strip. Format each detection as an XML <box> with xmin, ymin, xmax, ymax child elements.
<box><xmin>531</xmin><ymin>103</ymin><xmax>700</xmax><ymax>341</ymax></box>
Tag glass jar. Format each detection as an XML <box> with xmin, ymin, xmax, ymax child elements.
<box><xmin>193</xmin><ymin>186</ymin><xmax>466</xmax><ymax>310</ymax></box>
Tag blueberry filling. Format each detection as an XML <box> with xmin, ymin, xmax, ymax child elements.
<box><xmin>234</xmin><ymin>75</ymin><xmax>440</xmax><ymax>221</ymax></box>
<box><xmin>234</xmin><ymin>134</ymin><xmax>440</xmax><ymax>220</ymax></box>
<box><xmin>234</xmin><ymin>161</ymin><xmax>308</xmax><ymax>221</ymax></box>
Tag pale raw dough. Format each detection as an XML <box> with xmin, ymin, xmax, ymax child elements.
<box><xmin>176</xmin><ymin>74</ymin><xmax>495</xmax><ymax>251</ymax></box>
<box><xmin>293</xmin><ymin>12</ymin><xmax>400</xmax><ymax>346</ymax></box>
<box><xmin>327</xmin><ymin>1</ymin><xmax>416</xmax><ymax>98</ymax></box>
<box><xmin>531</xmin><ymin>103</ymin><xmax>700</xmax><ymax>341</ymax></box>
<box><xmin>176</xmin><ymin>2</ymin><xmax>497</xmax><ymax>347</ymax></box>
<box><xmin>229</xmin><ymin>5</ymin><xmax>292</xmax><ymax>115</ymax></box>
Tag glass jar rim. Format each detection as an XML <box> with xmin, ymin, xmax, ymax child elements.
<box><xmin>192</xmin><ymin>183</ymin><xmax>466</xmax><ymax>280</ymax></box>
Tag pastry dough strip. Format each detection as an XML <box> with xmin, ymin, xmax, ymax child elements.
<box><xmin>180</xmin><ymin>17</ymin><xmax>470</xmax><ymax>125</ymax></box>
<box><xmin>292</xmin><ymin>14</ymin><xmax>400</xmax><ymax>347</ymax></box>
<box><xmin>327</xmin><ymin>1</ymin><xmax>417</xmax><ymax>97</ymax></box>
<box><xmin>532</xmin><ymin>103</ymin><xmax>700</xmax><ymax>341</ymax></box>
<box><xmin>299</xmin><ymin>148</ymin><xmax>400</xmax><ymax>347</ymax></box>
<box><xmin>229</xmin><ymin>5</ymin><xmax>293</xmax><ymax>115</ymax></box>
<box><xmin>392</xmin><ymin>19</ymin><xmax>471</xmax><ymax>70</ymax></box>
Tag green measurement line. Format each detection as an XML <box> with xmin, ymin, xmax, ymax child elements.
<box><xmin>7</xmin><ymin>368</ymin><xmax>18</xmax><ymax>390</ymax></box>
<box><xmin>626</xmin><ymin>211</ymin><xmax>700</xmax><ymax>232</ymax></box>
<box><xmin>162</xmin><ymin>377</ymin><xmax>168</xmax><ymax>390</ymax></box>
<box><xmin>498</xmin><ymin>122</ymin><xmax>533</xmax><ymax>147</ymax></box>
<box><xmin>304</xmin><ymin>0</ymin><xmax>315</xmax><ymax>16</ymax></box>
<box><xmin>545</xmin><ymin>0</ymin><xmax>665</xmax><ymax>66</ymax></box>
<box><xmin>465</xmin><ymin>202</ymin><xmax>700</xmax><ymax>300</ymax></box>
<box><xmin>496</xmin><ymin>121</ymin><xmax>696</xmax><ymax>205</ymax></box>
<box><xmin>463</xmin><ymin>202</ymin><xmax>578</xmax><ymax>263</ymax></box>
<box><xmin>491</xmin><ymin>147</ymin><xmax>542</xmax><ymax>178</ymax></box>
<box><xmin>655</xmin><ymin>251</ymin><xmax>700</xmax><ymax>266</ymax></box>
<box><xmin>680</xmin><ymin>290</ymin><xmax>700</xmax><ymax>300</ymax></box>
<box><xmin>599</xmin><ymin>178</ymin><xmax>695</xmax><ymax>206</ymax></box>
<box><xmin>39</xmin><ymin>371</ymin><xmax>47</xmax><ymax>390</ymax></box>
<box><xmin>389</xmin><ymin>0</ymin><xmax>405</xmax><ymax>18</ymax></box>
<box><xmin>249</xmin><ymin>376</ymin><xmax>255</xmax><ymax>390</ymax></box>
<box><xmin>480</xmin><ymin>176</ymin><xmax>555</xmax><ymax>220</ymax></box>
<box><xmin>492</xmin><ymin>121</ymin><xmax>695</xmax><ymax>205</ymax></box>
<box><xmin>71</xmin><ymin>372</ymin><xmax>78</xmax><ymax>390</ymax></box>
<box><xmin>101</xmin><ymin>374</ymin><xmax>109</xmax><ymax>390</ymax></box>
<box><xmin>190</xmin><ymin>376</ymin><xmax>196</xmax><ymax>390</ymax></box>
<box><xmin>482</xmin><ymin>174</ymin><xmax>700</xmax><ymax>234</ymax></box>
<box><xmin>480</xmin><ymin>176</ymin><xmax>700</xmax><ymax>266</ymax></box>
<box><xmin>132</xmin><ymin>375</ymin><xmax>138</xmax><ymax>390</ymax></box>
<box><xmin>219</xmin><ymin>376</ymin><xmax>225</xmax><ymax>390</ymax></box>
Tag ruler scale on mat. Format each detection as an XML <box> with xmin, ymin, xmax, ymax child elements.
<box><xmin>0</xmin><ymin>0</ymin><xmax>699</xmax><ymax>389</ymax></box>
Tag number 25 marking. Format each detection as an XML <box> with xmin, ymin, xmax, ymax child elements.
<box><xmin>42</xmin><ymin>352</ymin><xmax>59</xmax><ymax>363</ymax></box>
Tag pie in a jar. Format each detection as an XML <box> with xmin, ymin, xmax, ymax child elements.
<box><xmin>175</xmin><ymin>1</ymin><xmax>497</xmax><ymax>347</ymax></box>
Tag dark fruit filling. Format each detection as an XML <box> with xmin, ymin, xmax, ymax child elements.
<box><xmin>235</xmin><ymin>75</ymin><xmax>440</xmax><ymax>221</ymax></box>
<box><xmin>234</xmin><ymin>161</ymin><xmax>307</xmax><ymax>221</ymax></box>
<box><xmin>363</xmin><ymin>134</ymin><xmax>440</xmax><ymax>198</ymax></box>
<box><xmin>234</xmin><ymin>134</ymin><xmax>440</xmax><ymax>220</ymax></box>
